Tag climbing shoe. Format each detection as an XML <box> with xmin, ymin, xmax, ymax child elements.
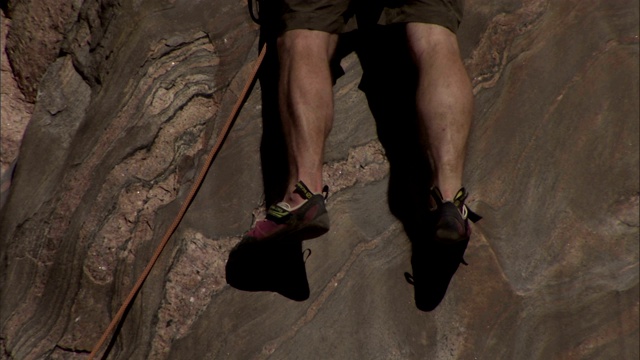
<box><xmin>240</xmin><ymin>181</ymin><xmax>330</xmax><ymax>246</ymax></box>
<box><xmin>431</xmin><ymin>186</ymin><xmax>481</xmax><ymax>244</ymax></box>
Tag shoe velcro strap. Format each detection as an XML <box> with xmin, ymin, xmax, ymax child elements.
<box><xmin>455</xmin><ymin>188</ymin><xmax>482</xmax><ymax>223</ymax></box>
<box><xmin>452</xmin><ymin>187</ymin><xmax>468</xmax><ymax>208</ymax></box>
<box><xmin>430</xmin><ymin>186</ymin><xmax>444</xmax><ymax>207</ymax></box>
<box><xmin>467</xmin><ymin>208</ymin><xmax>482</xmax><ymax>223</ymax></box>
<box><xmin>266</xmin><ymin>203</ymin><xmax>292</xmax><ymax>222</ymax></box>
<box><xmin>295</xmin><ymin>181</ymin><xmax>329</xmax><ymax>201</ymax></box>
<box><xmin>294</xmin><ymin>181</ymin><xmax>314</xmax><ymax>200</ymax></box>
<box><xmin>432</xmin><ymin>186</ymin><xmax>482</xmax><ymax>222</ymax></box>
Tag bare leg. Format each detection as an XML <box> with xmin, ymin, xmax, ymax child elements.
<box><xmin>277</xmin><ymin>29</ymin><xmax>338</xmax><ymax>207</ymax></box>
<box><xmin>406</xmin><ymin>23</ymin><xmax>473</xmax><ymax>201</ymax></box>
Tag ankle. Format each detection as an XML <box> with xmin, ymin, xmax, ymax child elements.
<box><xmin>435</xmin><ymin>188</ymin><xmax>455</xmax><ymax>202</ymax></box>
<box><xmin>282</xmin><ymin>191</ymin><xmax>307</xmax><ymax>208</ymax></box>
<box><xmin>433</xmin><ymin>182</ymin><xmax>462</xmax><ymax>202</ymax></box>
<box><xmin>282</xmin><ymin>179</ymin><xmax>322</xmax><ymax>208</ymax></box>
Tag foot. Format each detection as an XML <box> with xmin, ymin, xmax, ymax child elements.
<box><xmin>431</xmin><ymin>186</ymin><xmax>481</xmax><ymax>243</ymax></box>
<box><xmin>240</xmin><ymin>181</ymin><xmax>330</xmax><ymax>247</ymax></box>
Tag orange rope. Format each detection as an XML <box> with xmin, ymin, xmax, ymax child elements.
<box><xmin>88</xmin><ymin>43</ymin><xmax>267</xmax><ymax>359</ymax></box>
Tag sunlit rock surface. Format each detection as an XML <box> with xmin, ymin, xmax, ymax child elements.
<box><xmin>0</xmin><ymin>0</ymin><xmax>638</xmax><ymax>359</ymax></box>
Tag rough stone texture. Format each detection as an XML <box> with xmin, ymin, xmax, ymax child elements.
<box><xmin>0</xmin><ymin>0</ymin><xmax>638</xmax><ymax>359</ymax></box>
<box><xmin>0</xmin><ymin>11</ymin><xmax>34</xmax><ymax>208</ymax></box>
<box><xmin>4</xmin><ymin>0</ymin><xmax>84</xmax><ymax>102</ymax></box>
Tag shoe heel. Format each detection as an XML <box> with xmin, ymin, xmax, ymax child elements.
<box><xmin>435</xmin><ymin>229</ymin><xmax>463</xmax><ymax>243</ymax></box>
<box><xmin>299</xmin><ymin>211</ymin><xmax>330</xmax><ymax>241</ymax></box>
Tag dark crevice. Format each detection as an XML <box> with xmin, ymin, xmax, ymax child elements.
<box><xmin>0</xmin><ymin>1</ymin><xmax>9</xmax><ymax>17</ymax></box>
<box><xmin>54</xmin><ymin>344</ymin><xmax>91</xmax><ymax>355</ymax></box>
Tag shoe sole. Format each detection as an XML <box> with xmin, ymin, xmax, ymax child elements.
<box><xmin>434</xmin><ymin>203</ymin><xmax>469</xmax><ymax>244</ymax></box>
<box><xmin>288</xmin><ymin>211</ymin><xmax>330</xmax><ymax>242</ymax></box>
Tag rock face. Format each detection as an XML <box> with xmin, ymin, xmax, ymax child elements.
<box><xmin>1</xmin><ymin>10</ymin><xmax>33</xmax><ymax>208</ymax></box>
<box><xmin>0</xmin><ymin>0</ymin><xmax>638</xmax><ymax>359</ymax></box>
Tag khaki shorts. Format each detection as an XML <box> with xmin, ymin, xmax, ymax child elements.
<box><xmin>279</xmin><ymin>0</ymin><xmax>464</xmax><ymax>35</ymax></box>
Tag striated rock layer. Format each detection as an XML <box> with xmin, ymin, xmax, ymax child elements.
<box><xmin>1</xmin><ymin>0</ymin><xmax>638</xmax><ymax>359</ymax></box>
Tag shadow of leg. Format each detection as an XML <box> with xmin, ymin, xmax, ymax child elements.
<box><xmin>258</xmin><ymin>35</ymin><xmax>289</xmax><ymax>206</ymax></box>
<box><xmin>224</xmin><ymin>6</ymin><xmax>314</xmax><ymax>302</ymax></box>
<box><xmin>357</xmin><ymin>25</ymin><xmax>470</xmax><ymax>311</ymax></box>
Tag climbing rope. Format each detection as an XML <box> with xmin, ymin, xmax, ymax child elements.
<box><xmin>88</xmin><ymin>43</ymin><xmax>267</xmax><ymax>359</ymax></box>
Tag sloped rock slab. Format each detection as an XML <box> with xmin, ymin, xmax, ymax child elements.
<box><xmin>0</xmin><ymin>0</ymin><xmax>638</xmax><ymax>359</ymax></box>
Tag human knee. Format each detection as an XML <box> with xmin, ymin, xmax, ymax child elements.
<box><xmin>406</xmin><ymin>23</ymin><xmax>460</xmax><ymax>61</ymax></box>
<box><xmin>277</xmin><ymin>29</ymin><xmax>335</xmax><ymax>60</ymax></box>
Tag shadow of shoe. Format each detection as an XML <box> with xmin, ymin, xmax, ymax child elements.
<box><xmin>405</xmin><ymin>227</ymin><xmax>469</xmax><ymax>312</ymax></box>
<box><xmin>225</xmin><ymin>240</ymin><xmax>311</xmax><ymax>301</ymax></box>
